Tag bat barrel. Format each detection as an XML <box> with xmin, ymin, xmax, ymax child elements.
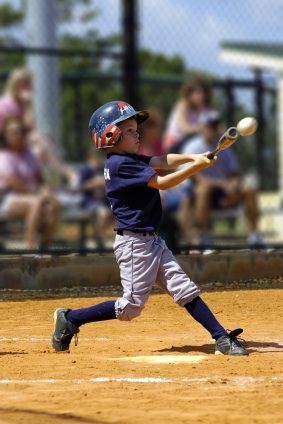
<box><xmin>226</xmin><ymin>127</ymin><xmax>239</xmax><ymax>139</ymax></box>
<box><xmin>207</xmin><ymin>127</ymin><xmax>239</xmax><ymax>160</ymax></box>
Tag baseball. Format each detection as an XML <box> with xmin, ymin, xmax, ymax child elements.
<box><xmin>236</xmin><ymin>117</ymin><xmax>258</xmax><ymax>136</ymax></box>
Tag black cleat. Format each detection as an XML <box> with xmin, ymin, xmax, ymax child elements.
<box><xmin>52</xmin><ymin>308</ymin><xmax>79</xmax><ymax>352</ymax></box>
<box><xmin>215</xmin><ymin>328</ymin><xmax>249</xmax><ymax>356</ymax></box>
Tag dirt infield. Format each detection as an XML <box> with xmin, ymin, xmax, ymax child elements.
<box><xmin>0</xmin><ymin>289</ymin><xmax>282</xmax><ymax>424</ymax></box>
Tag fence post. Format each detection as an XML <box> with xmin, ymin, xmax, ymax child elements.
<box><xmin>25</xmin><ymin>0</ymin><xmax>60</xmax><ymax>145</ymax></box>
<box><xmin>122</xmin><ymin>0</ymin><xmax>139</xmax><ymax>107</ymax></box>
<box><xmin>73</xmin><ymin>81</ymin><xmax>84</xmax><ymax>159</ymax></box>
<box><xmin>254</xmin><ymin>69</ymin><xmax>265</xmax><ymax>189</ymax></box>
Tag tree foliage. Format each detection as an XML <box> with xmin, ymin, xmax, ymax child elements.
<box><xmin>0</xmin><ymin>3</ymin><xmax>23</xmax><ymax>27</ymax></box>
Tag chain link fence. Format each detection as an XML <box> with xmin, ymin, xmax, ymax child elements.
<box><xmin>0</xmin><ymin>0</ymin><xmax>282</xmax><ymax>251</ymax></box>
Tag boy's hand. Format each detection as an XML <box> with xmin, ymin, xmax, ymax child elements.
<box><xmin>192</xmin><ymin>153</ymin><xmax>217</xmax><ymax>169</ymax></box>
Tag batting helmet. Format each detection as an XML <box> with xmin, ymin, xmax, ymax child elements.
<box><xmin>89</xmin><ymin>100</ymin><xmax>149</xmax><ymax>149</ymax></box>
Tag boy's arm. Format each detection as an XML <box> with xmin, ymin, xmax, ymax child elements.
<box><xmin>149</xmin><ymin>153</ymin><xmax>202</xmax><ymax>169</ymax></box>
<box><xmin>148</xmin><ymin>153</ymin><xmax>215</xmax><ymax>190</ymax></box>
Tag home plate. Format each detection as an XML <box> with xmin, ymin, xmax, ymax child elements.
<box><xmin>110</xmin><ymin>355</ymin><xmax>206</xmax><ymax>364</ymax></box>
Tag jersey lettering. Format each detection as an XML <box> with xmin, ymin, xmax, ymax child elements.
<box><xmin>104</xmin><ymin>168</ymin><xmax>110</xmax><ymax>180</ymax></box>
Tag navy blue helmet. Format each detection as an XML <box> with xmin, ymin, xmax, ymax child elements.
<box><xmin>89</xmin><ymin>100</ymin><xmax>149</xmax><ymax>149</ymax></box>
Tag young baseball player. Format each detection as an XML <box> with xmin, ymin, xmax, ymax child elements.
<box><xmin>52</xmin><ymin>101</ymin><xmax>248</xmax><ymax>356</ymax></box>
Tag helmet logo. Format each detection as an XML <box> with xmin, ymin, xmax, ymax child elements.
<box><xmin>117</xmin><ymin>101</ymin><xmax>135</xmax><ymax>117</ymax></box>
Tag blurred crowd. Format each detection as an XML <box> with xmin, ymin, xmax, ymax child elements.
<box><xmin>139</xmin><ymin>76</ymin><xmax>263</xmax><ymax>249</ymax></box>
<box><xmin>0</xmin><ymin>69</ymin><xmax>263</xmax><ymax>250</ymax></box>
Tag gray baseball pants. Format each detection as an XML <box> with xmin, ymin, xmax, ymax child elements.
<box><xmin>114</xmin><ymin>231</ymin><xmax>200</xmax><ymax>321</ymax></box>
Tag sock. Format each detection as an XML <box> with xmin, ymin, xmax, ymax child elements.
<box><xmin>184</xmin><ymin>296</ymin><xmax>227</xmax><ymax>340</ymax></box>
<box><xmin>66</xmin><ymin>300</ymin><xmax>116</xmax><ymax>327</ymax></box>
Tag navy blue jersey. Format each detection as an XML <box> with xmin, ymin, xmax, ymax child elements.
<box><xmin>105</xmin><ymin>153</ymin><xmax>162</xmax><ymax>232</ymax></box>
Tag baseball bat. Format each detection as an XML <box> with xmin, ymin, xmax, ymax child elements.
<box><xmin>207</xmin><ymin>127</ymin><xmax>239</xmax><ymax>160</ymax></box>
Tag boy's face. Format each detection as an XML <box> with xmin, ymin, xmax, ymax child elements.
<box><xmin>112</xmin><ymin>118</ymin><xmax>140</xmax><ymax>154</ymax></box>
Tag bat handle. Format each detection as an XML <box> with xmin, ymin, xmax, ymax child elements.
<box><xmin>207</xmin><ymin>151</ymin><xmax>216</xmax><ymax>160</ymax></box>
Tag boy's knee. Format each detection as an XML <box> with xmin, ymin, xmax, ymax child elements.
<box><xmin>116</xmin><ymin>302</ymin><xmax>144</xmax><ymax>321</ymax></box>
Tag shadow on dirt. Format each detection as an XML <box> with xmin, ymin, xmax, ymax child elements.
<box><xmin>244</xmin><ymin>340</ymin><xmax>283</xmax><ymax>353</ymax></box>
<box><xmin>154</xmin><ymin>340</ymin><xmax>283</xmax><ymax>355</ymax></box>
<box><xmin>0</xmin><ymin>407</ymin><xmax>108</xmax><ymax>424</ymax></box>
<box><xmin>154</xmin><ymin>344</ymin><xmax>214</xmax><ymax>354</ymax></box>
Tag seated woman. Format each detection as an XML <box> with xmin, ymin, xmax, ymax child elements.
<box><xmin>163</xmin><ymin>76</ymin><xmax>213</xmax><ymax>153</ymax></box>
<box><xmin>0</xmin><ymin>117</ymin><xmax>61</xmax><ymax>249</ymax></box>
<box><xmin>0</xmin><ymin>68</ymin><xmax>76</xmax><ymax>187</ymax></box>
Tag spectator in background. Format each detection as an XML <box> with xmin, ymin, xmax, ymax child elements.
<box><xmin>78</xmin><ymin>148</ymin><xmax>113</xmax><ymax>248</ymax></box>
<box><xmin>0</xmin><ymin>117</ymin><xmax>61</xmax><ymax>249</ymax></box>
<box><xmin>177</xmin><ymin>110</ymin><xmax>263</xmax><ymax>247</ymax></box>
<box><xmin>138</xmin><ymin>108</ymin><xmax>184</xmax><ymax>249</ymax></box>
<box><xmin>0</xmin><ymin>68</ymin><xmax>76</xmax><ymax>187</ymax></box>
<box><xmin>163</xmin><ymin>76</ymin><xmax>213</xmax><ymax>153</ymax></box>
<box><xmin>138</xmin><ymin>108</ymin><xmax>164</xmax><ymax>156</ymax></box>
<box><xmin>0</xmin><ymin>68</ymin><xmax>32</xmax><ymax>130</ymax></box>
